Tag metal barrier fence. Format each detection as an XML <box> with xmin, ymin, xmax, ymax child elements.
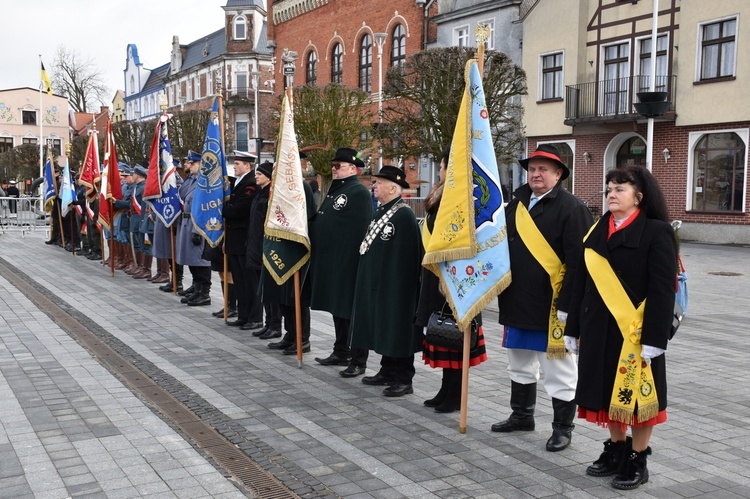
<box><xmin>402</xmin><ymin>196</ymin><xmax>425</xmax><ymax>220</ymax></box>
<box><xmin>0</xmin><ymin>196</ymin><xmax>49</xmax><ymax>237</ymax></box>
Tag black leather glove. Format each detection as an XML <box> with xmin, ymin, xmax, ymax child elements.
<box><xmin>192</xmin><ymin>233</ymin><xmax>202</xmax><ymax>246</ymax></box>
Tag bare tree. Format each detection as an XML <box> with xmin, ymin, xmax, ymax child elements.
<box><xmin>52</xmin><ymin>45</ymin><xmax>109</xmax><ymax>113</ymax></box>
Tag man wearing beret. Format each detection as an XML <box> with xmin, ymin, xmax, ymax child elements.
<box><xmin>246</xmin><ymin>161</ymin><xmax>282</xmax><ymax>339</ymax></box>
<box><xmin>349</xmin><ymin>166</ymin><xmax>422</xmax><ymax>396</ymax></box>
<box><xmin>224</xmin><ymin>150</ymin><xmax>263</xmax><ymax>331</ymax></box>
<box><xmin>176</xmin><ymin>150</ymin><xmax>212</xmax><ymax>305</ymax></box>
<box><xmin>493</xmin><ymin>144</ymin><xmax>593</xmax><ymax>452</ymax></box>
<box><xmin>310</xmin><ymin>147</ymin><xmax>373</xmax><ymax>376</ymax></box>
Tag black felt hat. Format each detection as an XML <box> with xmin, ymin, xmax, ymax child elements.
<box><xmin>330</xmin><ymin>147</ymin><xmax>365</xmax><ymax>170</ymax></box>
<box><xmin>374</xmin><ymin>165</ymin><xmax>409</xmax><ymax>189</ymax></box>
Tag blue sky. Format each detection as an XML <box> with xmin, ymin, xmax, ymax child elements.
<box><xmin>1</xmin><ymin>0</ymin><xmax>235</xmax><ymax>107</ymax></box>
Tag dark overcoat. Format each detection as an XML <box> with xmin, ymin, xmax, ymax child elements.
<box><xmin>565</xmin><ymin>211</ymin><xmax>677</xmax><ymax>413</ymax></box>
<box><xmin>222</xmin><ymin>173</ymin><xmax>256</xmax><ymax>255</ymax></box>
<box><xmin>349</xmin><ymin>197</ymin><xmax>422</xmax><ymax>357</ymax></box>
<box><xmin>245</xmin><ymin>184</ymin><xmax>270</xmax><ymax>270</ymax></box>
<box><xmin>497</xmin><ymin>182</ymin><xmax>593</xmax><ymax>330</ymax></box>
<box><xmin>113</xmin><ymin>181</ymin><xmax>133</xmax><ymax>232</ymax></box>
<box><xmin>309</xmin><ymin>176</ymin><xmax>372</xmax><ymax>318</ymax></box>
<box><xmin>129</xmin><ymin>180</ymin><xmax>146</xmax><ymax>234</ymax></box>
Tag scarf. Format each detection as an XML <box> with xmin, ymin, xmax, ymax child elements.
<box><xmin>584</xmin><ymin>247</ymin><xmax>659</xmax><ymax>425</ymax></box>
<box><xmin>514</xmin><ymin>202</ymin><xmax>566</xmax><ymax>359</ymax></box>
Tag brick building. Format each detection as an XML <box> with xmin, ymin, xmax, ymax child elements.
<box><xmin>268</xmin><ymin>0</ymin><xmax>439</xmax><ymax>191</ymax></box>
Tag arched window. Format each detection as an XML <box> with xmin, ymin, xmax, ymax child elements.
<box><xmin>331</xmin><ymin>43</ymin><xmax>343</xmax><ymax>84</ymax></box>
<box><xmin>390</xmin><ymin>24</ymin><xmax>406</xmax><ymax>69</ymax></box>
<box><xmin>616</xmin><ymin>136</ymin><xmax>647</xmax><ymax>169</ymax></box>
<box><xmin>359</xmin><ymin>34</ymin><xmax>373</xmax><ymax>93</ymax></box>
<box><xmin>306</xmin><ymin>51</ymin><xmax>317</xmax><ymax>86</ymax></box>
<box><xmin>234</xmin><ymin>16</ymin><xmax>247</xmax><ymax>40</ymax></box>
<box><xmin>691</xmin><ymin>132</ymin><xmax>746</xmax><ymax>212</ymax></box>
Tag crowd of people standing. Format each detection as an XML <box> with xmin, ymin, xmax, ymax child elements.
<box><xmin>43</xmin><ymin>144</ymin><xmax>678</xmax><ymax>491</ymax></box>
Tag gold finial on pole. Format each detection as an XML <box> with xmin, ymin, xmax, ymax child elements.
<box><xmin>65</xmin><ymin>141</ymin><xmax>72</xmax><ymax>158</ymax></box>
<box><xmin>475</xmin><ymin>23</ymin><xmax>490</xmax><ymax>74</ymax></box>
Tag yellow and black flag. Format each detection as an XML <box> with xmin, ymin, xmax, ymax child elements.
<box><xmin>41</xmin><ymin>61</ymin><xmax>52</xmax><ymax>95</ymax></box>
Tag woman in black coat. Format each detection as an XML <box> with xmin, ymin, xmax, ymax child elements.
<box><xmin>565</xmin><ymin>165</ymin><xmax>677</xmax><ymax>490</ymax></box>
<box><xmin>416</xmin><ymin>147</ymin><xmax>488</xmax><ymax>413</ymax></box>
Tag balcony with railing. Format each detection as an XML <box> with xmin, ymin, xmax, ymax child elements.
<box><xmin>564</xmin><ymin>75</ymin><xmax>676</xmax><ymax>126</ymax></box>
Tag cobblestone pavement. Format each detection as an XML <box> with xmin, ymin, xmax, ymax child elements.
<box><xmin>1</xmin><ymin>232</ymin><xmax>749</xmax><ymax>498</ymax></box>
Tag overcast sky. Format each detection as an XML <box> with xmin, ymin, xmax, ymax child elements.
<box><xmin>1</xmin><ymin>0</ymin><xmax>234</xmax><ymax>107</ymax></box>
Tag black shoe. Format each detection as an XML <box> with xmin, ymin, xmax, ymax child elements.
<box><xmin>180</xmin><ymin>292</ymin><xmax>197</xmax><ymax>304</ymax></box>
<box><xmin>45</xmin><ymin>239</ymin><xmax>59</xmax><ymax>245</ymax></box>
<box><xmin>241</xmin><ymin>322</ymin><xmax>264</xmax><ymax>332</ymax></box>
<box><xmin>315</xmin><ymin>354</ymin><xmax>350</xmax><ymax>366</ymax></box>
<box><xmin>383</xmin><ymin>383</ymin><xmax>413</xmax><ymax>397</ymax></box>
<box><xmin>339</xmin><ymin>365</ymin><xmax>366</xmax><ymax>378</ymax></box>
<box><xmin>259</xmin><ymin>329</ymin><xmax>282</xmax><ymax>340</ymax></box>
<box><xmin>177</xmin><ymin>285</ymin><xmax>194</xmax><ymax>297</ymax></box>
<box><xmin>87</xmin><ymin>252</ymin><xmax>101</xmax><ymax>260</ymax></box>
<box><xmin>268</xmin><ymin>340</ymin><xmax>294</xmax><ymax>350</ymax></box>
<box><xmin>187</xmin><ymin>294</ymin><xmax>211</xmax><ymax>306</ymax></box>
<box><xmin>611</xmin><ymin>447</ymin><xmax>651</xmax><ymax>490</ymax></box>
<box><xmin>283</xmin><ymin>342</ymin><xmax>310</xmax><ymax>355</ymax></box>
<box><xmin>227</xmin><ymin>307</ymin><xmax>238</xmax><ymax>318</ymax></box>
<box><xmin>362</xmin><ymin>373</ymin><xmax>395</xmax><ymax>386</ymax></box>
<box><xmin>226</xmin><ymin>320</ymin><xmax>247</xmax><ymax>327</ymax></box>
<box><xmin>491</xmin><ymin>416</ymin><xmax>535</xmax><ymax>433</ymax></box>
<box><xmin>160</xmin><ymin>281</ymin><xmax>182</xmax><ymax>293</ymax></box>
<box><xmin>252</xmin><ymin>325</ymin><xmax>269</xmax><ymax>337</ymax></box>
<box><xmin>212</xmin><ymin>309</ymin><xmax>224</xmax><ymax>317</ymax></box>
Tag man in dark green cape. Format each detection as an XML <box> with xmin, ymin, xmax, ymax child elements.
<box><xmin>349</xmin><ymin>166</ymin><xmax>422</xmax><ymax>397</ymax></box>
<box><xmin>310</xmin><ymin>147</ymin><xmax>373</xmax><ymax>377</ymax></box>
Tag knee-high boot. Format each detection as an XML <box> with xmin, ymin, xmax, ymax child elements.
<box><xmin>152</xmin><ymin>258</ymin><xmax>170</xmax><ymax>283</ymax></box>
<box><xmin>491</xmin><ymin>381</ymin><xmax>536</xmax><ymax>432</ymax></box>
<box><xmin>434</xmin><ymin>368</ymin><xmax>462</xmax><ymax>413</ymax></box>
<box><xmin>546</xmin><ymin>398</ymin><xmax>576</xmax><ymax>451</ymax></box>
<box><xmin>126</xmin><ymin>252</ymin><xmax>142</xmax><ymax>275</ymax></box>
<box><xmin>424</xmin><ymin>368</ymin><xmax>450</xmax><ymax>407</ymax></box>
<box><xmin>134</xmin><ymin>254</ymin><xmax>152</xmax><ymax>279</ymax></box>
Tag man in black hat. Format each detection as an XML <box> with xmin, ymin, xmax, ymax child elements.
<box><xmin>349</xmin><ymin>166</ymin><xmax>422</xmax><ymax>396</ymax></box>
<box><xmin>492</xmin><ymin>144</ymin><xmax>593</xmax><ymax>452</ymax></box>
<box><xmin>310</xmin><ymin>147</ymin><xmax>372</xmax><ymax>376</ymax></box>
<box><xmin>224</xmin><ymin>150</ymin><xmax>263</xmax><ymax>331</ymax></box>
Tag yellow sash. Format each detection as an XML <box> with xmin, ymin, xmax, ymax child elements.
<box><xmin>584</xmin><ymin>248</ymin><xmax>659</xmax><ymax>424</ymax></box>
<box><xmin>515</xmin><ymin>203</ymin><xmax>566</xmax><ymax>359</ymax></box>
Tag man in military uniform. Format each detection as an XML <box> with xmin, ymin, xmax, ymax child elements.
<box><xmin>224</xmin><ymin>150</ymin><xmax>262</xmax><ymax>330</ymax></box>
<box><xmin>128</xmin><ymin>164</ymin><xmax>150</xmax><ymax>278</ymax></box>
<box><xmin>113</xmin><ymin>165</ymin><xmax>135</xmax><ymax>271</ymax></box>
<box><xmin>349</xmin><ymin>166</ymin><xmax>422</xmax><ymax>396</ymax></box>
<box><xmin>310</xmin><ymin>147</ymin><xmax>373</xmax><ymax>377</ymax></box>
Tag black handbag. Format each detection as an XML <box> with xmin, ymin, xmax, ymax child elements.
<box><xmin>425</xmin><ymin>304</ymin><xmax>477</xmax><ymax>351</ymax></box>
<box><xmin>670</xmin><ymin>301</ymin><xmax>684</xmax><ymax>340</ymax></box>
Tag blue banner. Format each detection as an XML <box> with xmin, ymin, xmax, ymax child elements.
<box><xmin>43</xmin><ymin>156</ymin><xmax>56</xmax><ymax>212</ymax></box>
<box><xmin>191</xmin><ymin>98</ymin><xmax>229</xmax><ymax>247</ymax></box>
<box><xmin>144</xmin><ymin>116</ymin><xmax>182</xmax><ymax>227</ymax></box>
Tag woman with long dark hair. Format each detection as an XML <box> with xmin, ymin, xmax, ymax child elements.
<box><xmin>565</xmin><ymin>164</ymin><xmax>677</xmax><ymax>490</ymax></box>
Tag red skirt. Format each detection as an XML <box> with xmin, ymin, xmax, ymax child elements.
<box><xmin>578</xmin><ymin>407</ymin><xmax>667</xmax><ymax>432</ymax></box>
<box><xmin>422</xmin><ymin>326</ymin><xmax>488</xmax><ymax>369</ymax></box>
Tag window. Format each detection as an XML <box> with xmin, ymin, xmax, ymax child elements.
<box><xmin>306</xmin><ymin>51</ymin><xmax>317</xmax><ymax>86</ymax></box>
<box><xmin>234</xmin><ymin>15</ymin><xmax>247</xmax><ymax>40</ymax></box>
<box><xmin>540</xmin><ymin>142</ymin><xmax>574</xmax><ymax>193</ymax></box>
<box><xmin>49</xmin><ymin>138</ymin><xmax>62</xmax><ymax>157</ymax></box>
<box><xmin>207</xmin><ymin>73</ymin><xmax>214</xmax><ymax>96</ymax></box>
<box><xmin>236</xmin><ymin>72</ymin><xmax>248</xmax><ymax>98</ymax></box>
<box><xmin>540</xmin><ymin>52</ymin><xmax>563</xmax><ymax>100</ymax></box>
<box><xmin>196</xmin><ymin>76</ymin><xmax>201</xmax><ymax>98</ymax></box>
<box><xmin>359</xmin><ymin>34</ymin><xmax>373</xmax><ymax>93</ymax></box>
<box><xmin>455</xmin><ymin>26</ymin><xmax>469</xmax><ymax>47</ymax></box>
<box><xmin>699</xmin><ymin>18</ymin><xmax>737</xmax><ymax>80</ymax></box>
<box><xmin>235</xmin><ymin>120</ymin><xmax>249</xmax><ymax>152</ymax></box>
<box><xmin>23</xmin><ymin>137</ymin><xmax>37</xmax><ymax>145</ymax></box>
<box><xmin>638</xmin><ymin>34</ymin><xmax>668</xmax><ymax>93</ymax></box>
<box><xmin>616</xmin><ymin>136</ymin><xmax>647</xmax><ymax>169</ymax></box>
<box><xmin>391</xmin><ymin>24</ymin><xmax>406</xmax><ymax>69</ymax></box>
<box><xmin>0</xmin><ymin>136</ymin><xmax>13</xmax><ymax>153</ymax></box>
<box><xmin>130</xmin><ymin>75</ymin><xmax>135</xmax><ymax>94</ymax></box>
<box><xmin>691</xmin><ymin>131</ymin><xmax>746</xmax><ymax>212</ymax></box>
<box><xmin>602</xmin><ymin>42</ymin><xmax>630</xmax><ymax>115</ymax></box>
<box><xmin>480</xmin><ymin>20</ymin><xmax>495</xmax><ymax>50</ymax></box>
<box><xmin>331</xmin><ymin>43</ymin><xmax>343</xmax><ymax>84</ymax></box>
<box><xmin>22</xmin><ymin>110</ymin><xmax>37</xmax><ymax>125</ymax></box>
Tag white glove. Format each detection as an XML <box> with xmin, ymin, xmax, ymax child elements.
<box><xmin>640</xmin><ymin>345</ymin><xmax>666</xmax><ymax>365</ymax></box>
<box><xmin>556</xmin><ymin>310</ymin><xmax>568</xmax><ymax>324</ymax></box>
<box><xmin>564</xmin><ymin>335</ymin><xmax>578</xmax><ymax>355</ymax></box>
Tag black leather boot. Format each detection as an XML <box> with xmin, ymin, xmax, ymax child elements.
<box><xmin>611</xmin><ymin>446</ymin><xmax>651</xmax><ymax>490</ymax></box>
<box><xmin>181</xmin><ymin>283</ymin><xmax>200</xmax><ymax>303</ymax></box>
<box><xmin>546</xmin><ymin>398</ymin><xmax>576</xmax><ymax>451</ymax></box>
<box><xmin>587</xmin><ymin>437</ymin><xmax>632</xmax><ymax>476</ymax></box>
<box><xmin>424</xmin><ymin>369</ymin><xmax>450</xmax><ymax>407</ymax></box>
<box><xmin>491</xmin><ymin>381</ymin><xmax>536</xmax><ymax>432</ymax></box>
<box><xmin>434</xmin><ymin>368</ymin><xmax>462</xmax><ymax>413</ymax></box>
<box><xmin>187</xmin><ymin>283</ymin><xmax>211</xmax><ymax>306</ymax></box>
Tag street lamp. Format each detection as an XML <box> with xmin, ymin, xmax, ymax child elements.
<box><xmin>251</xmin><ymin>70</ymin><xmax>261</xmax><ymax>158</ymax></box>
<box><xmin>374</xmin><ymin>32</ymin><xmax>387</xmax><ymax>173</ymax></box>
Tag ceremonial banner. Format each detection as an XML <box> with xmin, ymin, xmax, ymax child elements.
<box><xmin>79</xmin><ymin>131</ymin><xmax>100</xmax><ymax>202</ymax></box>
<box><xmin>60</xmin><ymin>158</ymin><xmax>76</xmax><ymax>217</ymax></box>
<box><xmin>43</xmin><ymin>155</ymin><xmax>56</xmax><ymax>212</ymax></box>
<box><xmin>262</xmin><ymin>91</ymin><xmax>311</xmax><ymax>285</ymax></box>
<box><xmin>143</xmin><ymin>114</ymin><xmax>182</xmax><ymax>227</ymax></box>
<box><xmin>422</xmin><ymin>60</ymin><xmax>511</xmax><ymax>330</ymax></box>
<box><xmin>98</xmin><ymin>120</ymin><xmax>123</xmax><ymax>232</ymax></box>
<box><xmin>192</xmin><ymin>97</ymin><xmax>229</xmax><ymax>247</ymax></box>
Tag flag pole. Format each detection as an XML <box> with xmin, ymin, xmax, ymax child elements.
<box><xmin>215</xmin><ymin>81</ymin><xmax>230</xmax><ymax>321</ymax></box>
<box><xmin>39</xmin><ymin>55</ymin><xmax>44</xmax><ymax>181</ymax></box>
<box><xmin>458</xmin><ymin>24</ymin><xmax>491</xmax><ymax>434</ymax></box>
<box><xmin>110</xmin><ymin>202</ymin><xmax>116</xmax><ymax>276</ymax></box>
<box><xmin>170</xmin><ymin>228</ymin><xmax>177</xmax><ymax>294</ymax></box>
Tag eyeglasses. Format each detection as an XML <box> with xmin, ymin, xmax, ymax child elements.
<box><xmin>332</xmin><ymin>163</ymin><xmax>350</xmax><ymax>170</ymax></box>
